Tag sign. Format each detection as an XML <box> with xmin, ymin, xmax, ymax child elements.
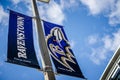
<box><xmin>43</xmin><ymin>20</ymin><xmax>85</xmax><ymax>78</ymax></box>
<box><xmin>7</xmin><ymin>10</ymin><xmax>40</xmax><ymax>69</ymax></box>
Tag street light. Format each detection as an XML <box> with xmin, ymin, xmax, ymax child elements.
<box><xmin>38</xmin><ymin>0</ymin><xmax>50</xmax><ymax>3</ymax></box>
<box><xmin>31</xmin><ymin>0</ymin><xmax>55</xmax><ymax>80</ymax></box>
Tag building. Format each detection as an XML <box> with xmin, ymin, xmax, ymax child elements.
<box><xmin>100</xmin><ymin>47</ymin><xmax>120</xmax><ymax>80</ymax></box>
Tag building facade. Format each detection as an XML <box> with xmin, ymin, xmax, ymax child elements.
<box><xmin>100</xmin><ymin>47</ymin><xmax>120</xmax><ymax>80</ymax></box>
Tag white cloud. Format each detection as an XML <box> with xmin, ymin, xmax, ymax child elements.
<box><xmin>90</xmin><ymin>47</ymin><xmax>107</xmax><ymax>65</ymax></box>
<box><xmin>37</xmin><ymin>0</ymin><xmax>80</xmax><ymax>24</ymax></box>
<box><xmin>0</xmin><ymin>6</ymin><xmax>8</xmax><ymax>26</ymax></box>
<box><xmin>11</xmin><ymin>0</ymin><xmax>21</xmax><ymax>4</ymax></box>
<box><xmin>10</xmin><ymin>0</ymin><xmax>80</xmax><ymax>24</ymax></box>
<box><xmin>80</xmin><ymin>0</ymin><xmax>120</xmax><ymax>26</ymax></box>
<box><xmin>80</xmin><ymin>0</ymin><xmax>100</xmax><ymax>15</ymax></box>
<box><xmin>109</xmin><ymin>0</ymin><xmax>120</xmax><ymax>26</ymax></box>
<box><xmin>11</xmin><ymin>0</ymin><xmax>29</xmax><ymax>5</ymax></box>
<box><xmin>60</xmin><ymin>0</ymin><xmax>79</xmax><ymax>9</ymax></box>
<box><xmin>102</xmin><ymin>29</ymin><xmax>120</xmax><ymax>51</ymax></box>
<box><xmin>80</xmin><ymin>0</ymin><xmax>114</xmax><ymax>15</ymax></box>
<box><xmin>102</xmin><ymin>35</ymin><xmax>112</xmax><ymax>49</ymax></box>
<box><xmin>111</xmin><ymin>29</ymin><xmax>120</xmax><ymax>51</ymax></box>
<box><xmin>88</xmin><ymin>29</ymin><xmax>120</xmax><ymax>65</ymax></box>
<box><xmin>46</xmin><ymin>2</ymin><xmax>65</xmax><ymax>24</ymax></box>
<box><xmin>88</xmin><ymin>35</ymin><xmax>98</xmax><ymax>45</ymax></box>
<box><xmin>10</xmin><ymin>0</ymin><xmax>32</xmax><ymax>16</ymax></box>
<box><xmin>11</xmin><ymin>0</ymin><xmax>65</xmax><ymax>24</ymax></box>
<box><xmin>38</xmin><ymin>1</ymin><xmax>65</xmax><ymax>24</ymax></box>
<box><xmin>69</xmin><ymin>40</ymin><xmax>76</xmax><ymax>48</ymax></box>
<box><xmin>10</xmin><ymin>0</ymin><xmax>120</xmax><ymax>26</ymax></box>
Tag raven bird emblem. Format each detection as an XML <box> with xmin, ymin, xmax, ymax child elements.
<box><xmin>46</xmin><ymin>27</ymin><xmax>76</xmax><ymax>71</ymax></box>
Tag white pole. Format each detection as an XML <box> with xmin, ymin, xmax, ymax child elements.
<box><xmin>31</xmin><ymin>0</ymin><xmax>56</xmax><ymax>80</ymax></box>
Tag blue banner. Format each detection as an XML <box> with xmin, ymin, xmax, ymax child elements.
<box><xmin>7</xmin><ymin>10</ymin><xmax>40</xmax><ymax>69</ymax></box>
<box><xmin>43</xmin><ymin>20</ymin><xmax>85</xmax><ymax>78</ymax></box>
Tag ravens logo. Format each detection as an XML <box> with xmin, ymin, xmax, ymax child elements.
<box><xmin>46</xmin><ymin>27</ymin><xmax>76</xmax><ymax>71</ymax></box>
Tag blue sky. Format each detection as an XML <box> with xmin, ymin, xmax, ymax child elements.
<box><xmin>0</xmin><ymin>0</ymin><xmax>120</xmax><ymax>80</ymax></box>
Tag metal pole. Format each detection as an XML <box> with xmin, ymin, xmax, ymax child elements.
<box><xmin>31</xmin><ymin>0</ymin><xmax>56</xmax><ymax>80</ymax></box>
